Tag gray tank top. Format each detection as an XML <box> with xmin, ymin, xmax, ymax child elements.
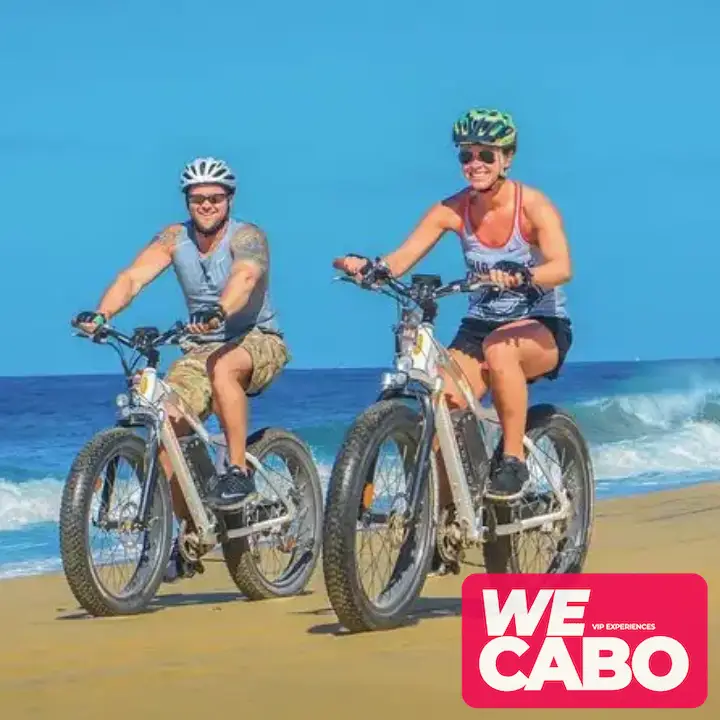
<box><xmin>170</xmin><ymin>217</ymin><xmax>279</xmax><ymax>343</ymax></box>
<box><xmin>457</xmin><ymin>182</ymin><xmax>569</xmax><ymax>322</ymax></box>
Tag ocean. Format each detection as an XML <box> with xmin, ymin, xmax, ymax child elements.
<box><xmin>2</xmin><ymin>357</ymin><xmax>720</xmax><ymax>580</ymax></box>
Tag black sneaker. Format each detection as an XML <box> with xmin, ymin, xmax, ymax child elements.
<box><xmin>205</xmin><ymin>464</ymin><xmax>258</xmax><ymax>512</ymax></box>
<box><xmin>163</xmin><ymin>539</ymin><xmax>184</xmax><ymax>583</ymax></box>
<box><xmin>163</xmin><ymin>538</ymin><xmax>204</xmax><ymax>583</ymax></box>
<box><xmin>429</xmin><ymin>547</ymin><xmax>460</xmax><ymax>577</ymax></box>
<box><xmin>486</xmin><ymin>455</ymin><xmax>529</xmax><ymax>499</ymax></box>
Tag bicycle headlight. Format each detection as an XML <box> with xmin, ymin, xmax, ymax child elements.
<box><xmin>395</xmin><ymin>355</ymin><xmax>412</xmax><ymax>373</ymax></box>
<box><xmin>381</xmin><ymin>370</ymin><xmax>408</xmax><ymax>391</ymax></box>
<box><xmin>397</xmin><ymin>324</ymin><xmax>417</xmax><ymax>356</ymax></box>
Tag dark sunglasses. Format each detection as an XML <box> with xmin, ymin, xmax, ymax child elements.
<box><xmin>187</xmin><ymin>192</ymin><xmax>228</xmax><ymax>206</ymax></box>
<box><xmin>458</xmin><ymin>148</ymin><xmax>497</xmax><ymax>165</ymax></box>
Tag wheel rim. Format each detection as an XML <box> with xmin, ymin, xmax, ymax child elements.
<box><xmin>509</xmin><ymin>423</ymin><xmax>591</xmax><ymax>573</ymax></box>
<box><xmin>85</xmin><ymin>450</ymin><xmax>167</xmax><ymax>600</ymax></box>
<box><xmin>242</xmin><ymin>443</ymin><xmax>318</xmax><ymax>589</ymax></box>
<box><xmin>351</xmin><ymin>431</ymin><xmax>432</xmax><ymax>615</ymax></box>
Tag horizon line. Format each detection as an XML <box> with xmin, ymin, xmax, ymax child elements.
<box><xmin>1</xmin><ymin>355</ymin><xmax>719</xmax><ymax>381</ymax></box>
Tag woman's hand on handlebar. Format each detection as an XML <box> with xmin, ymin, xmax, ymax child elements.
<box><xmin>332</xmin><ymin>254</ymin><xmax>392</xmax><ymax>287</ymax></box>
<box><xmin>332</xmin><ymin>254</ymin><xmax>371</xmax><ymax>281</ymax></box>
<box><xmin>484</xmin><ymin>261</ymin><xmax>534</xmax><ymax>289</ymax></box>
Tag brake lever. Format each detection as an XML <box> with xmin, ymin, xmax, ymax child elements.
<box><xmin>467</xmin><ymin>281</ymin><xmax>501</xmax><ymax>294</ymax></box>
<box><xmin>465</xmin><ymin>273</ymin><xmax>503</xmax><ymax>293</ymax></box>
<box><xmin>86</xmin><ymin>325</ymin><xmax>111</xmax><ymax>344</ymax></box>
<box><xmin>333</xmin><ymin>274</ymin><xmax>368</xmax><ymax>288</ymax></box>
<box><xmin>71</xmin><ymin>330</ymin><xmax>102</xmax><ymax>343</ymax></box>
<box><xmin>333</xmin><ymin>271</ymin><xmax>399</xmax><ymax>298</ymax></box>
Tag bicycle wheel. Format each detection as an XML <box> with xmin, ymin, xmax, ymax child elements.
<box><xmin>322</xmin><ymin>399</ymin><xmax>437</xmax><ymax>633</ymax></box>
<box><xmin>222</xmin><ymin>427</ymin><xmax>323</xmax><ymax>599</ymax></box>
<box><xmin>483</xmin><ymin>403</ymin><xmax>595</xmax><ymax>574</ymax></box>
<box><xmin>59</xmin><ymin>427</ymin><xmax>174</xmax><ymax>616</ymax></box>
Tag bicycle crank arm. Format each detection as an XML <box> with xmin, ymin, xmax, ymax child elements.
<box><xmin>224</xmin><ymin>512</ymin><xmax>293</xmax><ymax>540</ymax></box>
<box><xmin>492</xmin><ymin>507</ymin><xmax>569</xmax><ymax>537</ymax></box>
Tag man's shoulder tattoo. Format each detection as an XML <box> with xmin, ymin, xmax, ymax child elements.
<box><xmin>229</xmin><ymin>222</ymin><xmax>269</xmax><ymax>271</ymax></box>
<box><xmin>152</xmin><ymin>223</ymin><xmax>183</xmax><ymax>250</ymax></box>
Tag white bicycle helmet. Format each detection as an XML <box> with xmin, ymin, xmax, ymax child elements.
<box><xmin>180</xmin><ymin>156</ymin><xmax>237</xmax><ymax>192</ymax></box>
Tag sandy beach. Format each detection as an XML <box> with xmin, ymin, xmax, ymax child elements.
<box><xmin>1</xmin><ymin>482</ymin><xmax>717</xmax><ymax>719</ymax></box>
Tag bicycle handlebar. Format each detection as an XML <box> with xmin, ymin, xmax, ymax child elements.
<box><xmin>71</xmin><ymin>319</ymin><xmax>191</xmax><ymax>355</ymax></box>
<box><xmin>334</xmin><ymin>269</ymin><xmax>509</xmax><ymax>306</ymax></box>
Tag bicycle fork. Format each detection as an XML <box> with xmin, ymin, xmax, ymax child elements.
<box><xmin>390</xmin><ymin>389</ymin><xmax>481</xmax><ymax>542</ymax></box>
<box><xmin>116</xmin><ymin>407</ymin><xmax>209</xmax><ymax>537</ymax></box>
<box><xmin>406</xmin><ymin>392</ymin><xmax>436</xmax><ymax>522</ymax></box>
<box><xmin>137</xmin><ymin>427</ymin><xmax>161</xmax><ymax>528</ymax></box>
<box><xmin>386</xmin><ymin>389</ymin><xmax>473</xmax><ymax>532</ymax></box>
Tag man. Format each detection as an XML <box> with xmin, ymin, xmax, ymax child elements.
<box><xmin>333</xmin><ymin>108</ymin><xmax>572</xmax><ymax>503</ymax></box>
<box><xmin>73</xmin><ymin>156</ymin><xmax>289</xmax><ymax>525</ymax></box>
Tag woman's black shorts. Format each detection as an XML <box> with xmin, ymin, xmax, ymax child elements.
<box><xmin>448</xmin><ymin>315</ymin><xmax>572</xmax><ymax>382</ymax></box>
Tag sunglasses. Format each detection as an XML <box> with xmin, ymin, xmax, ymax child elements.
<box><xmin>458</xmin><ymin>148</ymin><xmax>497</xmax><ymax>165</ymax></box>
<box><xmin>187</xmin><ymin>192</ymin><xmax>228</xmax><ymax>206</ymax></box>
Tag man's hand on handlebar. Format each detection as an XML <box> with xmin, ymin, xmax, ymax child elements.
<box><xmin>187</xmin><ymin>303</ymin><xmax>226</xmax><ymax>335</ymax></box>
<box><xmin>71</xmin><ymin>310</ymin><xmax>108</xmax><ymax>338</ymax></box>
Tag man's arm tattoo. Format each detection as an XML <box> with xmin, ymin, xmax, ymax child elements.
<box><xmin>229</xmin><ymin>223</ymin><xmax>269</xmax><ymax>274</ymax></box>
<box><xmin>152</xmin><ymin>224</ymin><xmax>182</xmax><ymax>251</ymax></box>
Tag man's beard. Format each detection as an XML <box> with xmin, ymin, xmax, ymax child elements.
<box><xmin>192</xmin><ymin>209</ymin><xmax>229</xmax><ymax>236</ymax></box>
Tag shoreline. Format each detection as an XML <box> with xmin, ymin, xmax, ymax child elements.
<box><xmin>1</xmin><ymin>481</ymin><xmax>717</xmax><ymax>718</ymax></box>
<box><xmin>3</xmin><ymin>475</ymin><xmax>720</xmax><ymax>582</ymax></box>
<box><xmin>0</xmin><ymin>471</ymin><xmax>720</xmax><ymax>586</ymax></box>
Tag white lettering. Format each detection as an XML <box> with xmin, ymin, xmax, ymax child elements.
<box><xmin>547</xmin><ymin>589</ymin><xmax>589</xmax><ymax>636</ymax></box>
<box><xmin>478</xmin><ymin>636</ymin><xmax>690</xmax><ymax>692</ymax></box>
<box><xmin>605</xmin><ymin>623</ymin><xmax>657</xmax><ymax>631</ymax></box>
<box><xmin>478</xmin><ymin>637</ymin><xmax>529</xmax><ymax>691</ymax></box>
<box><xmin>525</xmin><ymin>637</ymin><xmax>583</xmax><ymax>690</ymax></box>
<box><xmin>582</xmin><ymin>637</ymin><xmax>632</xmax><ymax>690</ymax></box>
<box><xmin>482</xmin><ymin>589</ymin><xmax>590</xmax><ymax>638</ymax></box>
<box><xmin>632</xmin><ymin>637</ymin><xmax>689</xmax><ymax>692</ymax></box>
<box><xmin>477</xmin><ymin>587</ymin><xmax>689</xmax><ymax>694</ymax></box>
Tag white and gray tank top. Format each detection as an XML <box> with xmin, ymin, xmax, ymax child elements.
<box><xmin>170</xmin><ymin>217</ymin><xmax>279</xmax><ymax>343</ymax></box>
<box><xmin>457</xmin><ymin>182</ymin><xmax>569</xmax><ymax>322</ymax></box>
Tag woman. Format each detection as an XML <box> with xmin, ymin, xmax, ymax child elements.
<box><xmin>333</xmin><ymin>107</ymin><xmax>573</xmax><ymax>500</ymax></box>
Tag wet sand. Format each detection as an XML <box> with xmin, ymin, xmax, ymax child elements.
<box><xmin>1</xmin><ymin>482</ymin><xmax>718</xmax><ymax>719</ymax></box>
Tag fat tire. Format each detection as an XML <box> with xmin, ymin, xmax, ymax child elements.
<box><xmin>483</xmin><ymin>403</ymin><xmax>595</xmax><ymax>574</ymax></box>
<box><xmin>222</xmin><ymin>427</ymin><xmax>323</xmax><ymax>600</ymax></box>
<box><xmin>59</xmin><ymin>427</ymin><xmax>173</xmax><ymax>616</ymax></box>
<box><xmin>322</xmin><ymin>398</ymin><xmax>436</xmax><ymax>633</ymax></box>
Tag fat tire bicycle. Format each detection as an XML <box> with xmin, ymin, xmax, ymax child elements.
<box><xmin>321</xmin><ymin>269</ymin><xmax>595</xmax><ymax>633</ymax></box>
<box><xmin>59</xmin><ymin>320</ymin><xmax>323</xmax><ymax>617</ymax></box>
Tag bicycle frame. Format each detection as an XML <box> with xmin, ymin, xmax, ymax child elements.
<box><xmin>366</xmin><ymin>279</ymin><xmax>572</xmax><ymax>544</ymax></box>
<box><xmin>114</xmin><ymin>364</ymin><xmax>296</xmax><ymax>548</ymax></box>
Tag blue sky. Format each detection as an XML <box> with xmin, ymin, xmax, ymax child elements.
<box><xmin>1</xmin><ymin>0</ymin><xmax>719</xmax><ymax>376</ymax></box>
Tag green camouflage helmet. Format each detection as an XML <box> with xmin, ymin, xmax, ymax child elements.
<box><xmin>452</xmin><ymin>108</ymin><xmax>517</xmax><ymax>148</ymax></box>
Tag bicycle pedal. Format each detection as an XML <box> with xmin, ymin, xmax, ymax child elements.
<box><xmin>445</xmin><ymin>559</ymin><xmax>461</xmax><ymax>575</ymax></box>
<box><xmin>180</xmin><ymin>559</ymin><xmax>202</xmax><ymax>577</ymax></box>
<box><xmin>484</xmin><ymin>489</ymin><xmax>525</xmax><ymax>504</ymax></box>
<box><xmin>278</xmin><ymin>538</ymin><xmax>297</xmax><ymax>553</ymax></box>
<box><xmin>429</xmin><ymin>560</ymin><xmax>461</xmax><ymax>577</ymax></box>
